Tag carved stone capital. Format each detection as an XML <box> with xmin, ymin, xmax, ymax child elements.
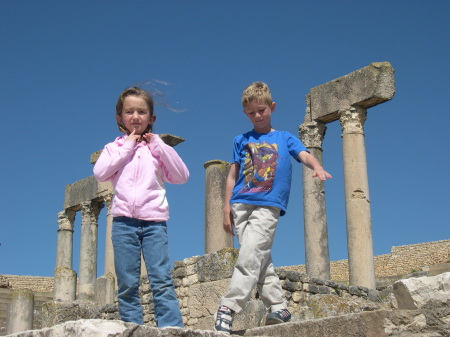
<box><xmin>81</xmin><ymin>201</ymin><xmax>103</xmax><ymax>225</ymax></box>
<box><xmin>57</xmin><ymin>210</ymin><xmax>75</xmax><ymax>232</ymax></box>
<box><xmin>104</xmin><ymin>193</ymin><xmax>114</xmax><ymax>215</ymax></box>
<box><xmin>339</xmin><ymin>106</ymin><xmax>367</xmax><ymax>135</ymax></box>
<box><xmin>299</xmin><ymin>121</ymin><xmax>327</xmax><ymax>149</ymax></box>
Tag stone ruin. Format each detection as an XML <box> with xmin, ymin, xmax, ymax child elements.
<box><xmin>3</xmin><ymin>62</ymin><xmax>450</xmax><ymax>336</ymax></box>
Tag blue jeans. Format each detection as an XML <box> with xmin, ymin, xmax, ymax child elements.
<box><xmin>112</xmin><ymin>216</ymin><xmax>183</xmax><ymax>327</ymax></box>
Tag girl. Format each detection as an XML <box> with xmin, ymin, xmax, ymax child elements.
<box><xmin>93</xmin><ymin>86</ymin><xmax>188</xmax><ymax>327</ymax></box>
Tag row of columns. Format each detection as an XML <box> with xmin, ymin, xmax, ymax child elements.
<box><xmin>300</xmin><ymin>106</ymin><xmax>375</xmax><ymax>289</ymax></box>
<box><xmin>54</xmin><ymin>197</ymin><xmax>115</xmax><ymax>302</ymax></box>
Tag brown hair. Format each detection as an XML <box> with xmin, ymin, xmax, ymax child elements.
<box><xmin>115</xmin><ymin>86</ymin><xmax>154</xmax><ymax>134</ymax></box>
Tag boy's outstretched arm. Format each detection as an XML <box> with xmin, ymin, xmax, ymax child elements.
<box><xmin>298</xmin><ymin>151</ymin><xmax>332</xmax><ymax>181</ymax></box>
<box><xmin>223</xmin><ymin>163</ymin><xmax>239</xmax><ymax>236</ymax></box>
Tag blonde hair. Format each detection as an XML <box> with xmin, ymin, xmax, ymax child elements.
<box><xmin>115</xmin><ymin>86</ymin><xmax>154</xmax><ymax>134</ymax></box>
<box><xmin>241</xmin><ymin>81</ymin><xmax>273</xmax><ymax>107</ymax></box>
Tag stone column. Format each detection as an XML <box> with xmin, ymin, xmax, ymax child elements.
<box><xmin>78</xmin><ymin>201</ymin><xmax>103</xmax><ymax>300</ymax></box>
<box><xmin>95</xmin><ymin>273</ymin><xmax>115</xmax><ymax>305</ymax></box>
<box><xmin>299</xmin><ymin>121</ymin><xmax>330</xmax><ymax>280</ymax></box>
<box><xmin>54</xmin><ymin>267</ymin><xmax>77</xmax><ymax>301</ymax></box>
<box><xmin>103</xmin><ymin>194</ymin><xmax>115</xmax><ymax>278</ymax></box>
<box><xmin>204</xmin><ymin>160</ymin><xmax>233</xmax><ymax>254</ymax></box>
<box><xmin>339</xmin><ymin>106</ymin><xmax>376</xmax><ymax>289</ymax></box>
<box><xmin>55</xmin><ymin>210</ymin><xmax>75</xmax><ymax>269</ymax></box>
<box><xmin>6</xmin><ymin>289</ymin><xmax>34</xmax><ymax>334</ymax></box>
<box><xmin>54</xmin><ymin>210</ymin><xmax>77</xmax><ymax>301</ymax></box>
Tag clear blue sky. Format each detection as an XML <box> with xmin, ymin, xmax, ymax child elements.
<box><xmin>1</xmin><ymin>1</ymin><xmax>448</xmax><ymax>277</ymax></box>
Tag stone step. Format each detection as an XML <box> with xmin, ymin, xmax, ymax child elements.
<box><xmin>241</xmin><ymin>311</ymin><xmax>386</xmax><ymax>337</ymax></box>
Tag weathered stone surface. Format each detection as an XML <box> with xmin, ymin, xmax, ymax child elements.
<box><xmin>64</xmin><ymin>176</ymin><xmax>112</xmax><ymax>210</ymax></box>
<box><xmin>188</xmin><ymin>279</ymin><xmax>229</xmax><ymax>320</ymax></box>
<box><xmin>40</xmin><ymin>300</ymin><xmax>103</xmax><ymax>328</ymax></box>
<box><xmin>197</xmin><ymin>249</ymin><xmax>239</xmax><ymax>282</ymax></box>
<box><xmin>384</xmin><ymin>304</ymin><xmax>450</xmax><ymax>337</ymax></box>
<box><xmin>159</xmin><ymin>134</ymin><xmax>185</xmax><ymax>147</ymax></box>
<box><xmin>0</xmin><ymin>276</ymin><xmax>10</xmax><ymax>288</ymax></box>
<box><xmin>233</xmin><ymin>300</ymin><xmax>266</xmax><ymax>331</ymax></box>
<box><xmin>308</xmin><ymin>62</ymin><xmax>395</xmax><ymax>123</ymax></box>
<box><xmin>53</xmin><ymin>267</ymin><xmax>76</xmax><ymax>301</ymax></box>
<box><xmin>243</xmin><ymin>311</ymin><xmax>382</xmax><ymax>337</ymax></box>
<box><xmin>204</xmin><ymin>160</ymin><xmax>233</xmax><ymax>254</ymax></box>
<box><xmin>393</xmin><ymin>272</ymin><xmax>450</xmax><ymax>310</ymax></box>
<box><xmin>299</xmin><ymin>294</ymin><xmax>383</xmax><ymax>321</ymax></box>
<box><xmin>6</xmin><ymin>289</ymin><xmax>34</xmax><ymax>334</ymax></box>
<box><xmin>6</xmin><ymin>319</ymin><xmax>233</xmax><ymax>337</ymax></box>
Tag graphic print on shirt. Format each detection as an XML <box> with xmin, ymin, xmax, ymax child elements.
<box><xmin>238</xmin><ymin>141</ymin><xmax>279</xmax><ymax>194</ymax></box>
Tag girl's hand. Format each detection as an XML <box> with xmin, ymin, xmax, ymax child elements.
<box><xmin>126</xmin><ymin>130</ymin><xmax>141</xmax><ymax>142</ymax></box>
<box><xmin>142</xmin><ymin>133</ymin><xmax>154</xmax><ymax>143</ymax></box>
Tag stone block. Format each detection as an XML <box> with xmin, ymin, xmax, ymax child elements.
<box><xmin>64</xmin><ymin>176</ymin><xmax>113</xmax><ymax>210</ymax></box>
<box><xmin>41</xmin><ymin>300</ymin><xmax>102</xmax><ymax>328</ymax></box>
<box><xmin>308</xmin><ymin>62</ymin><xmax>395</xmax><ymax>123</ymax></box>
<box><xmin>187</xmin><ymin>279</ymin><xmax>230</xmax><ymax>319</ymax></box>
<box><xmin>53</xmin><ymin>267</ymin><xmax>76</xmax><ymax>301</ymax></box>
<box><xmin>6</xmin><ymin>289</ymin><xmax>34</xmax><ymax>334</ymax></box>
<box><xmin>233</xmin><ymin>300</ymin><xmax>266</xmax><ymax>331</ymax></box>
<box><xmin>95</xmin><ymin>274</ymin><xmax>115</xmax><ymax>305</ymax></box>
<box><xmin>197</xmin><ymin>248</ymin><xmax>239</xmax><ymax>282</ymax></box>
<box><xmin>393</xmin><ymin>272</ymin><xmax>450</xmax><ymax>310</ymax></box>
<box><xmin>243</xmin><ymin>312</ymin><xmax>374</xmax><ymax>337</ymax></box>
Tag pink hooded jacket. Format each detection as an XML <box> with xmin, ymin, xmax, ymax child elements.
<box><xmin>93</xmin><ymin>134</ymin><xmax>189</xmax><ymax>221</ymax></box>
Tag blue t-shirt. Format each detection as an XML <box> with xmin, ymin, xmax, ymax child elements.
<box><xmin>229</xmin><ymin>130</ymin><xmax>308</xmax><ymax>216</ymax></box>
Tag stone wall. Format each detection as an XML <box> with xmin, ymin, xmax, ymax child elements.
<box><xmin>1</xmin><ymin>239</ymin><xmax>449</xmax><ymax>294</ymax></box>
<box><xmin>136</xmin><ymin>248</ymin><xmax>384</xmax><ymax>331</ymax></box>
<box><xmin>0</xmin><ymin>276</ymin><xmax>53</xmax><ymax>293</ymax></box>
<box><xmin>285</xmin><ymin>239</ymin><xmax>450</xmax><ymax>283</ymax></box>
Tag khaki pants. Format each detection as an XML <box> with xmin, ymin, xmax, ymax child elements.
<box><xmin>220</xmin><ymin>203</ymin><xmax>287</xmax><ymax>313</ymax></box>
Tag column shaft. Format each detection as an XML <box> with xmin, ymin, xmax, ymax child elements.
<box><xmin>103</xmin><ymin>194</ymin><xmax>115</xmax><ymax>278</ymax></box>
<box><xmin>340</xmin><ymin>106</ymin><xmax>376</xmax><ymax>289</ymax></box>
<box><xmin>78</xmin><ymin>201</ymin><xmax>102</xmax><ymax>300</ymax></box>
<box><xmin>6</xmin><ymin>289</ymin><xmax>34</xmax><ymax>334</ymax></box>
<box><xmin>204</xmin><ymin>160</ymin><xmax>233</xmax><ymax>254</ymax></box>
<box><xmin>55</xmin><ymin>210</ymin><xmax>75</xmax><ymax>269</ymax></box>
<box><xmin>299</xmin><ymin>122</ymin><xmax>330</xmax><ymax>279</ymax></box>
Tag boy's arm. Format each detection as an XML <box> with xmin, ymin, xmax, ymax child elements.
<box><xmin>223</xmin><ymin>162</ymin><xmax>239</xmax><ymax>236</ymax></box>
<box><xmin>298</xmin><ymin>151</ymin><xmax>332</xmax><ymax>181</ymax></box>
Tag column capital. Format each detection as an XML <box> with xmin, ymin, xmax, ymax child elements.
<box><xmin>81</xmin><ymin>201</ymin><xmax>103</xmax><ymax>224</ymax></box>
<box><xmin>299</xmin><ymin>121</ymin><xmax>327</xmax><ymax>149</ymax></box>
<box><xmin>103</xmin><ymin>193</ymin><xmax>114</xmax><ymax>215</ymax></box>
<box><xmin>57</xmin><ymin>210</ymin><xmax>75</xmax><ymax>232</ymax></box>
<box><xmin>339</xmin><ymin>106</ymin><xmax>367</xmax><ymax>135</ymax></box>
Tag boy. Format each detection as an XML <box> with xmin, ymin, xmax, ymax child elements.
<box><xmin>215</xmin><ymin>82</ymin><xmax>332</xmax><ymax>333</ymax></box>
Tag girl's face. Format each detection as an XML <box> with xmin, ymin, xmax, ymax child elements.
<box><xmin>116</xmin><ymin>95</ymin><xmax>155</xmax><ymax>135</ymax></box>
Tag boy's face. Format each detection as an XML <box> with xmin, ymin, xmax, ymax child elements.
<box><xmin>117</xmin><ymin>95</ymin><xmax>155</xmax><ymax>135</ymax></box>
<box><xmin>243</xmin><ymin>100</ymin><xmax>276</xmax><ymax>133</ymax></box>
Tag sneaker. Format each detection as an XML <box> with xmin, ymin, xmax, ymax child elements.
<box><xmin>265</xmin><ymin>309</ymin><xmax>291</xmax><ymax>325</ymax></box>
<box><xmin>214</xmin><ymin>305</ymin><xmax>233</xmax><ymax>333</ymax></box>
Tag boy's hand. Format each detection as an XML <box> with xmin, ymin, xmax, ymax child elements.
<box><xmin>223</xmin><ymin>209</ymin><xmax>235</xmax><ymax>236</ymax></box>
<box><xmin>312</xmin><ymin>168</ymin><xmax>332</xmax><ymax>181</ymax></box>
<box><xmin>298</xmin><ymin>151</ymin><xmax>332</xmax><ymax>181</ymax></box>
